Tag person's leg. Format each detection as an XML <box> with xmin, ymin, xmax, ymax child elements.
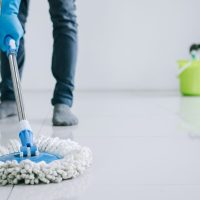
<box><xmin>48</xmin><ymin>0</ymin><xmax>78</xmax><ymax>126</ymax></box>
<box><xmin>0</xmin><ymin>0</ymin><xmax>30</xmax><ymax>119</ymax></box>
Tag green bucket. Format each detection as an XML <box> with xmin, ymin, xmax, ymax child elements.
<box><xmin>178</xmin><ymin>60</ymin><xmax>200</xmax><ymax>96</ymax></box>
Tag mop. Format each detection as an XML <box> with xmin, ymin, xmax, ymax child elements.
<box><xmin>0</xmin><ymin>37</ymin><xmax>92</xmax><ymax>185</ymax></box>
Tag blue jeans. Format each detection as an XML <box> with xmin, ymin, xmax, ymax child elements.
<box><xmin>0</xmin><ymin>0</ymin><xmax>78</xmax><ymax>107</ymax></box>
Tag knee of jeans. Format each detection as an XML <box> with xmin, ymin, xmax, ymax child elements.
<box><xmin>51</xmin><ymin>9</ymin><xmax>78</xmax><ymax>34</ymax></box>
<box><xmin>53</xmin><ymin>18</ymin><xmax>78</xmax><ymax>38</ymax></box>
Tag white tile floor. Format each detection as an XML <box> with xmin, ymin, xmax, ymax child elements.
<box><xmin>1</xmin><ymin>91</ymin><xmax>200</xmax><ymax>200</ymax></box>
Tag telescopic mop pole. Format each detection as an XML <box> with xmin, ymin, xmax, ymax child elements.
<box><xmin>6</xmin><ymin>36</ymin><xmax>39</xmax><ymax>157</ymax></box>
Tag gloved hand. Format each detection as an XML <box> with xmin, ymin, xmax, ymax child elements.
<box><xmin>0</xmin><ymin>0</ymin><xmax>23</xmax><ymax>52</ymax></box>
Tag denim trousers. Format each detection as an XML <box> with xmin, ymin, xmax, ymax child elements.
<box><xmin>0</xmin><ymin>0</ymin><xmax>78</xmax><ymax>107</ymax></box>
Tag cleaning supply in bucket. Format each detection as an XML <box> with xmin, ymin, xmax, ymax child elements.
<box><xmin>0</xmin><ymin>37</ymin><xmax>92</xmax><ymax>185</ymax></box>
<box><xmin>178</xmin><ymin>44</ymin><xmax>200</xmax><ymax>96</ymax></box>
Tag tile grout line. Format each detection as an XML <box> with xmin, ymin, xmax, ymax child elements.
<box><xmin>6</xmin><ymin>186</ymin><xmax>14</xmax><ymax>200</ymax></box>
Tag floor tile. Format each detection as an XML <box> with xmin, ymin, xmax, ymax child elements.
<box><xmin>0</xmin><ymin>91</ymin><xmax>200</xmax><ymax>199</ymax></box>
<box><xmin>0</xmin><ymin>186</ymin><xmax>13</xmax><ymax>200</ymax></box>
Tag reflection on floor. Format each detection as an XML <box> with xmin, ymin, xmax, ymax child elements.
<box><xmin>1</xmin><ymin>91</ymin><xmax>200</xmax><ymax>200</ymax></box>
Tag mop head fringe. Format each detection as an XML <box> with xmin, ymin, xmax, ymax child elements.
<box><xmin>0</xmin><ymin>136</ymin><xmax>92</xmax><ymax>185</ymax></box>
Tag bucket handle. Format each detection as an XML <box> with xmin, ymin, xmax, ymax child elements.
<box><xmin>177</xmin><ymin>61</ymin><xmax>192</xmax><ymax>77</ymax></box>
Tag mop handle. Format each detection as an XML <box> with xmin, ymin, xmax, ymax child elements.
<box><xmin>6</xmin><ymin>36</ymin><xmax>27</xmax><ymax>121</ymax></box>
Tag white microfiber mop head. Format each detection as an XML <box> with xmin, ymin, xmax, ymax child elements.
<box><xmin>0</xmin><ymin>136</ymin><xmax>92</xmax><ymax>185</ymax></box>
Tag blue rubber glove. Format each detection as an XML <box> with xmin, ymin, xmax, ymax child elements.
<box><xmin>0</xmin><ymin>0</ymin><xmax>23</xmax><ymax>52</ymax></box>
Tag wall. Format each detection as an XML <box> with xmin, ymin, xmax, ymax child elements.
<box><xmin>22</xmin><ymin>0</ymin><xmax>200</xmax><ymax>90</ymax></box>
